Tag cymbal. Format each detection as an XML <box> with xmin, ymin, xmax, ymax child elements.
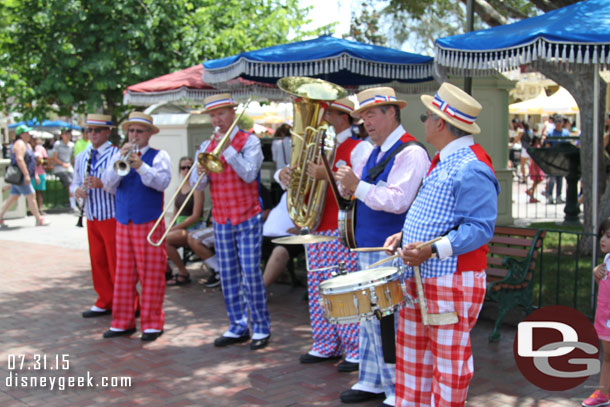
<box><xmin>272</xmin><ymin>234</ymin><xmax>339</xmax><ymax>245</ymax></box>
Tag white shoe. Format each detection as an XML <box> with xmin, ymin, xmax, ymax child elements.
<box><xmin>36</xmin><ymin>217</ymin><xmax>51</xmax><ymax>226</ymax></box>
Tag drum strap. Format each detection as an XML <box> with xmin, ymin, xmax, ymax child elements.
<box><xmin>380</xmin><ymin>314</ymin><xmax>396</xmax><ymax>363</ymax></box>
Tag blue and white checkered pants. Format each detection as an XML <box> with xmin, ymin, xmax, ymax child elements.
<box><xmin>213</xmin><ymin>214</ymin><xmax>270</xmax><ymax>336</ymax></box>
<box><xmin>352</xmin><ymin>251</ymin><xmax>398</xmax><ymax>405</ymax></box>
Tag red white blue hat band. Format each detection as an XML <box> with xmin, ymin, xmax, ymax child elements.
<box><xmin>87</xmin><ymin>119</ymin><xmax>114</xmax><ymax>126</ymax></box>
<box><xmin>359</xmin><ymin>95</ymin><xmax>397</xmax><ymax>109</ymax></box>
<box><xmin>431</xmin><ymin>94</ymin><xmax>477</xmax><ymax>125</ymax></box>
<box><xmin>205</xmin><ymin>98</ymin><xmax>235</xmax><ymax>110</ymax></box>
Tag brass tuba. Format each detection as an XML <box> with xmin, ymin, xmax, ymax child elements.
<box><xmin>277</xmin><ymin>76</ymin><xmax>347</xmax><ymax>230</ymax></box>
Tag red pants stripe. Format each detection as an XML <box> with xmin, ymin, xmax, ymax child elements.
<box><xmin>396</xmin><ymin>271</ymin><xmax>486</xmax><ymax>407</ymax></box>
<box><xmin>111</xmin><ymin>221</ymin><xmax>166</xmax><ymax>331</ymax></box>
<box><xmin>87</xmin><ymin>218</ymin><xmax>117</xmax><ymax>310</ymax></box>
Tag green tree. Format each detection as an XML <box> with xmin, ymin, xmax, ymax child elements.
<box><xmin>0</xmin><ymin>0</ymin><xmax>322</xmax><ymax>122</ymax></box>
<box><xmin>343</xmin><ymin>2</ymin><xmax>387</xmax><ymax>46</ymax></box>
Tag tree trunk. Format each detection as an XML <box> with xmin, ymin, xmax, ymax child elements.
<box><xmin>532</xmin><ymin>61</ymin><xmax>607</xmax><ymax>254</ymax></box>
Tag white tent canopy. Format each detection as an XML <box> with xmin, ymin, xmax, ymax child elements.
<box><xmin>509</xmin><ymin>87</ymin><xmax>579</xmax><ymax>115</ymax></box>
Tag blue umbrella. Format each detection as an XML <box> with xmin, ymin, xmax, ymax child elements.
<box><xmin>203</xmin><ymin>35</ymin><xmax>434</xmax><ymax>86</ymax></box>
<box><xmin>433</xmin><ymin>0</ymin><xmax>609</xmax><ymax>265</ymax></box>
<box><xmin>9</xmin><ymin>119</ymin><xmax>82</xmax><ymax>131</ymax></box>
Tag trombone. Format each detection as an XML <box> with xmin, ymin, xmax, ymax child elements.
<box><xmin>147</xmin><ymin>97</ymin><xmax>253</xmax><ymax>247</ymax></box>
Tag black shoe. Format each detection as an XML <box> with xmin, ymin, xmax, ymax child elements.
<box><xmin>135</xmin><ymin>310</ymin><xmax>140</xmax><ymax>318</ymax></box>
<box><xmin>204</xmin><ymin>272</ymin><xmax>221</xmax><ymax>288</ymax></box>
<box><xmin>340</xmin><ymin>389</ymin><xmax>385</xmax><ymax>403</ymax></box>
<box><xmin>82</xmin><ymin>309</ymin><xmax>111</xmax><ymax>318</ymax></box>
<box><xmin>337</xmin><ymin>360</ymin><xmax>359</xmax><ymax>372</ymax></box>
<box><xmin>214</xmin><ymin>333</ymin><xmax>250</xmax><ymax>347</ymax></box>
<box><xmin>250</xmin><ymin>335</ymin><xmax>270</xmax><ymax>350</ymax></box>
<box><xmin>141</xmin><ymin>330</ymin><xmax>163</xmax><ymax>341</ymax></box>
<box><xmin>299</xmin><ymin>353</ymin><xmax>341</xmax><ymax>364</ymax></box>
<box><xmin>102</xmin><ymin>328</ymin><xmax>136</xmax><ymax>338</ymax></box>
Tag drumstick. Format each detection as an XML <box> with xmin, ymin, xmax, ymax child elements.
<box><xmin>364</xmin><ymin>237</ymin><xmax>443</xmax><ymax>269</ymax></box>
<box><xmin>350</xmin><ymin>247</ymin><xmax>387</xmax><ymax>252</ymax></box>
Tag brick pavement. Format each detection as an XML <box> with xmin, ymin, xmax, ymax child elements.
<box><xmin>0</xmin><ymin>219</ymin><xmax>599</xmax><ymax>406</ymax></box>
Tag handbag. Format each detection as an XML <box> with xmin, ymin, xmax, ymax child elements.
<box><xmin>4</xmin><ymin>164</ymin><xmax>23</xmax><ymax>185</ymax></box>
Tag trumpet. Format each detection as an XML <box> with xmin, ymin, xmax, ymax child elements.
<box><xmin>146</xmin><ymin>97</ymin><xmax>252</xmax><ymax>247</ymax></box>
<box><xmin>113</xmin><ymin>144</ymin><xmax>139</xmax><ymax>176</ymax></box>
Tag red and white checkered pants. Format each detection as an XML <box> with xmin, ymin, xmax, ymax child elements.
<box><xmin>396</xmin><ymin>271</ymin><xmax>486</xmax><ymax>407</ymax></box>
<box><xmin>111</xmin><ymin>221</ymin><xmax>166</xmax><ymax>331</ymax></box>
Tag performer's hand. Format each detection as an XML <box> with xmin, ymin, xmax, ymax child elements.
<box><xmin>594</xmin><ymin>263</ymin><xmax>607</xmax><ymax>282</ymax></box>
<box><xmin>335</xmin><ymin>165</ymin><xmax>359</xmax><ymax>195</ymax></box>
<box><xmin>398</xmin><ymin>242</ymin><xmax>432</xmax><ymax>267</ymax></box>
<box><xmin>75</xmin><ymin>187</ymin><xmax>86</xmax><ymax>200</ymax></box>
<box><xmin>196</xmin><ymin>163</ymin><xmax>208</xmax><ymax>177</ymax></box>
<box><xmin>129</xmin><ymin>151</ymin><xmax>142</xmax><ymax>170</ymax></box>
<box><xmin>306</xmin><ymin>162</ymin><xmax>326</xmax><ymax>180</ymax></box>
<box><xmin>383</xmin><ymin>232</ymin><xmax>401</xmax><ymax>255</ymax></box>
<box><xmin>286</xmin><ymin>226</ymin><xmax>300</xmax><ymax>235</ymax></box>
<box><xmin>86</xmin><ymin>176</ymin><xmax>103</xmax><ymax>189</ymax></box>
<box><xmin>279</xmin><ymin>166</ymin><xmax>292</xmax><ymax>188</ymax></box>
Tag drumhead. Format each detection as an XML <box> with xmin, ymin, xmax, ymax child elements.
<box><xmin>320</xmin><ymin>267</ymin><xmax>399</xmax><ymax>291</ymax></box>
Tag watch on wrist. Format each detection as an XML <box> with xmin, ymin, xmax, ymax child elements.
<box><xmin>431</xmin><ymin>243</ymin><xmax>438</xmax><ymax>258</ymax></box>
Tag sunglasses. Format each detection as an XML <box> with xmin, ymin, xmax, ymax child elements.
<box><xmin>128</xmin><ymin>128</ymin><xmax>149</xmax><ymax>134</ymax></box>
<box><xmin>86</xmin><ymin>128</ymin><xmax>105</xmax><ymax>134</ymax></box>
<box><xmin>420</xmin><ymin>113</ymin><xmax>429</xmax><ymax>123</ymax></box>
<box><xmin>179</xmin><ymin>166</ymin><xmax>191</xmax><ymax>170</ymax></box>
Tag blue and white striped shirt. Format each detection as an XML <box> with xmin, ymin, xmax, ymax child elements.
<box><xmin>70</xmin><ymin>142</ymin><xmax>117</xmax><ymax>221</ymax></box>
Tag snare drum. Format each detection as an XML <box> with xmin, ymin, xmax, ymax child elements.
<box><xmin>318</xmin><ymin>266</ymin><xmax>407</xmax><ymax>324</ymax></box>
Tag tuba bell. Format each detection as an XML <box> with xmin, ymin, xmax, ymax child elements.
<box><xmin>277</xmin><ymin>76</ymin><xmax>347</xmax><ymax>230</ymax></box>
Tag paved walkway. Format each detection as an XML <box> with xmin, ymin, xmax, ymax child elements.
<box><xmin>0</xmin><ymin>213</ymin><xmax>597</xmax><ymax>406</ymax></box>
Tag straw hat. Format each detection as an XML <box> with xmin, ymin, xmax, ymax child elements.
<box><xmin>328</xmin><ymin>97</ymin><xmax>355</xmax><ymax>115</ymax></box>
<box><xmin>86</xmin><ymin>114</ymin><xmax>115</xmax><ymax>128</ymax></box>
<box><xmin>351</xmin><ymin>87</ymin><xmax>407</xmax><ymax>118</ymax></box>
<box><xmin>201</xmin><ymin>93</ymin><xmax>238</xmax><ymax>114</ymax></box>
<box><xmin>120</xmin><ymin>112</ymin><xmax>159</xmax><ymax>134</ymax></box>
<box><xmin>421</xmin><ymin>82</ymin><xmax>482</xmax><ymax>135</ymax></box>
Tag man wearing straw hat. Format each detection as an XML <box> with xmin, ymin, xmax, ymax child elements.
<box><xmin>335</xmin><ymin>87</ymin><xmax>429</xmax><ymax>407</ymax></box>
<box><xmin>191</xmin><ymin>93</ymin><xmax>271</xmax><ymax>350</ymax></box>
<box><xmin>386</xmin><ymin>82</ymin><xmax>499</xmax><ymax>407</ymax></box>
<box><xmin>102</xmin><ymin>112</ymin><xmax>171</xmax><ymax>342</ymax></box>
<box><xmin>293</xmin><ymin>97</ymin><xmax>371</xmax><ymax>372</ymax></box>
<box><xmin>71</xmin><ymin>114</ymin><xmax>120</xmax><ymax>319</ymax></box>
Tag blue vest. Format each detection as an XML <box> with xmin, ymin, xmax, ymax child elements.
<box><xmin>115</xmin><ymin>148</ymin><xmax>163</xmax><ymax>225</ymax></box>
<box><xmin>355</xmin><ymin>138</ymin><xmax>408</xmax><ymax>247</ymax></box>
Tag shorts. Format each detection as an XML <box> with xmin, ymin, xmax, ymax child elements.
<box><xmin>189</xmin><ymin>226</ymin><xmax>215</xmax><ymax>248</ymax></box>
<box><xmin>10</xmin><ymin>181</ymin><xmax>35</xmax><ymax>196</ymax></box>
<box><xmin>31</xmin><ymin>173</ymin><xmax>46</xmax><ymax>191</ymax></box>
<box><xmin>262</xmin><ymin>235</ymin><xmax>304</xmax><ymax>263</ymax></box>
<box><xmin>55</xmin><ymin>171</ymin><xmax>73</xmax><ymax>188</ymax></box>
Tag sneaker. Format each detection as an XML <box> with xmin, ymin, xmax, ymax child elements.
<box><xmin>35</xmin><ymin>217</ymin><xmax>50</xmax><ymax>226</ymax></box>
<box><xmin>0</xmin><ymin>219</ymin><xmax>7</xmax><ymax>230</ymax></box>
<box><xmin>529</xmin><ymin>198</ymin><xmax>540</xmax><ymax>203</ymax></box>
<box><xmin>556</xmin><ymin>197</ymin><xmax>565</xmax><ymax>204</ymax></box>
<box><xmin>204</xmin><ymin>271</ymin><xmax>221</xmax><ymax>288</ymax></box>
<box><xmin>547</xmin><ymin>197</ymin><xmax>555</xmax><ymax>205</ymax></box>
<box><xmin>582</xmin><ymin>390</ymin><xmax>610</xmax><ymax>407</ymax></box>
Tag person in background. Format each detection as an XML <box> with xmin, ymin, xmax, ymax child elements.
<box><xmin>261</xmin><ymin>191</ymin><xmax>303</xmax><ymax>287</ymax></box>
<box><xmin>30</xmin><ymin>134</ymin><xmax>48</xmax><ymax>214</ymax></box>
<box><xmin>52</xmin><ymin>127</ymin><xmax>76</xmax><ymax>211</ymax></box>
<box><xmin>526</xmin><ymin>136</ymin><xmax>545</xmax><ymax>203</ymax></box>
<box><xmin>544</xmin><ymin>115</ymin><xmax>570</xmax><ymax>204</ymax></box>
<box><xmin>0</xmin><ymin>125</ymin><xmax>49</xmax><ymax>227</ymax></box>
<box><xmin>270</xmin><ymin>123</ymin><xmax>292</xmax><ymax>205</ymax></box>
<box><xmin>187</xmin><ymin>224</ymin><xmax>219</xmax><ymax>288</ymax></box>
<box><xmin>518</xmin><ymin>122</ymin><xmax>533</xmax><ymax>185</ymax></box>
<box><xmin>101</xmin><ymin>112</ymin><xmax>171</xmax><ymax>342</ymax></box>
<box><xmin>166</xmin><ymin>156</ymin><xmax>205</xmax><ymax>286</ymax></box>
<box><xmin>73</xmin><ymin>127</ymin><xmax>91</xmax><ymax>158</ymax></box>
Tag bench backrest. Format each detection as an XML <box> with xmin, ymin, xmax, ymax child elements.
<box><xmin>486</xmin><ymin>226</ymin><xmax>546</xmax><ymax>289</ymax></box>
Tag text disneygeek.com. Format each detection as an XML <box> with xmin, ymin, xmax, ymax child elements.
<box><xmin>5</xmin><ymin>354</ymin><xmax>131</xmax><ymax>391</ymax></box>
